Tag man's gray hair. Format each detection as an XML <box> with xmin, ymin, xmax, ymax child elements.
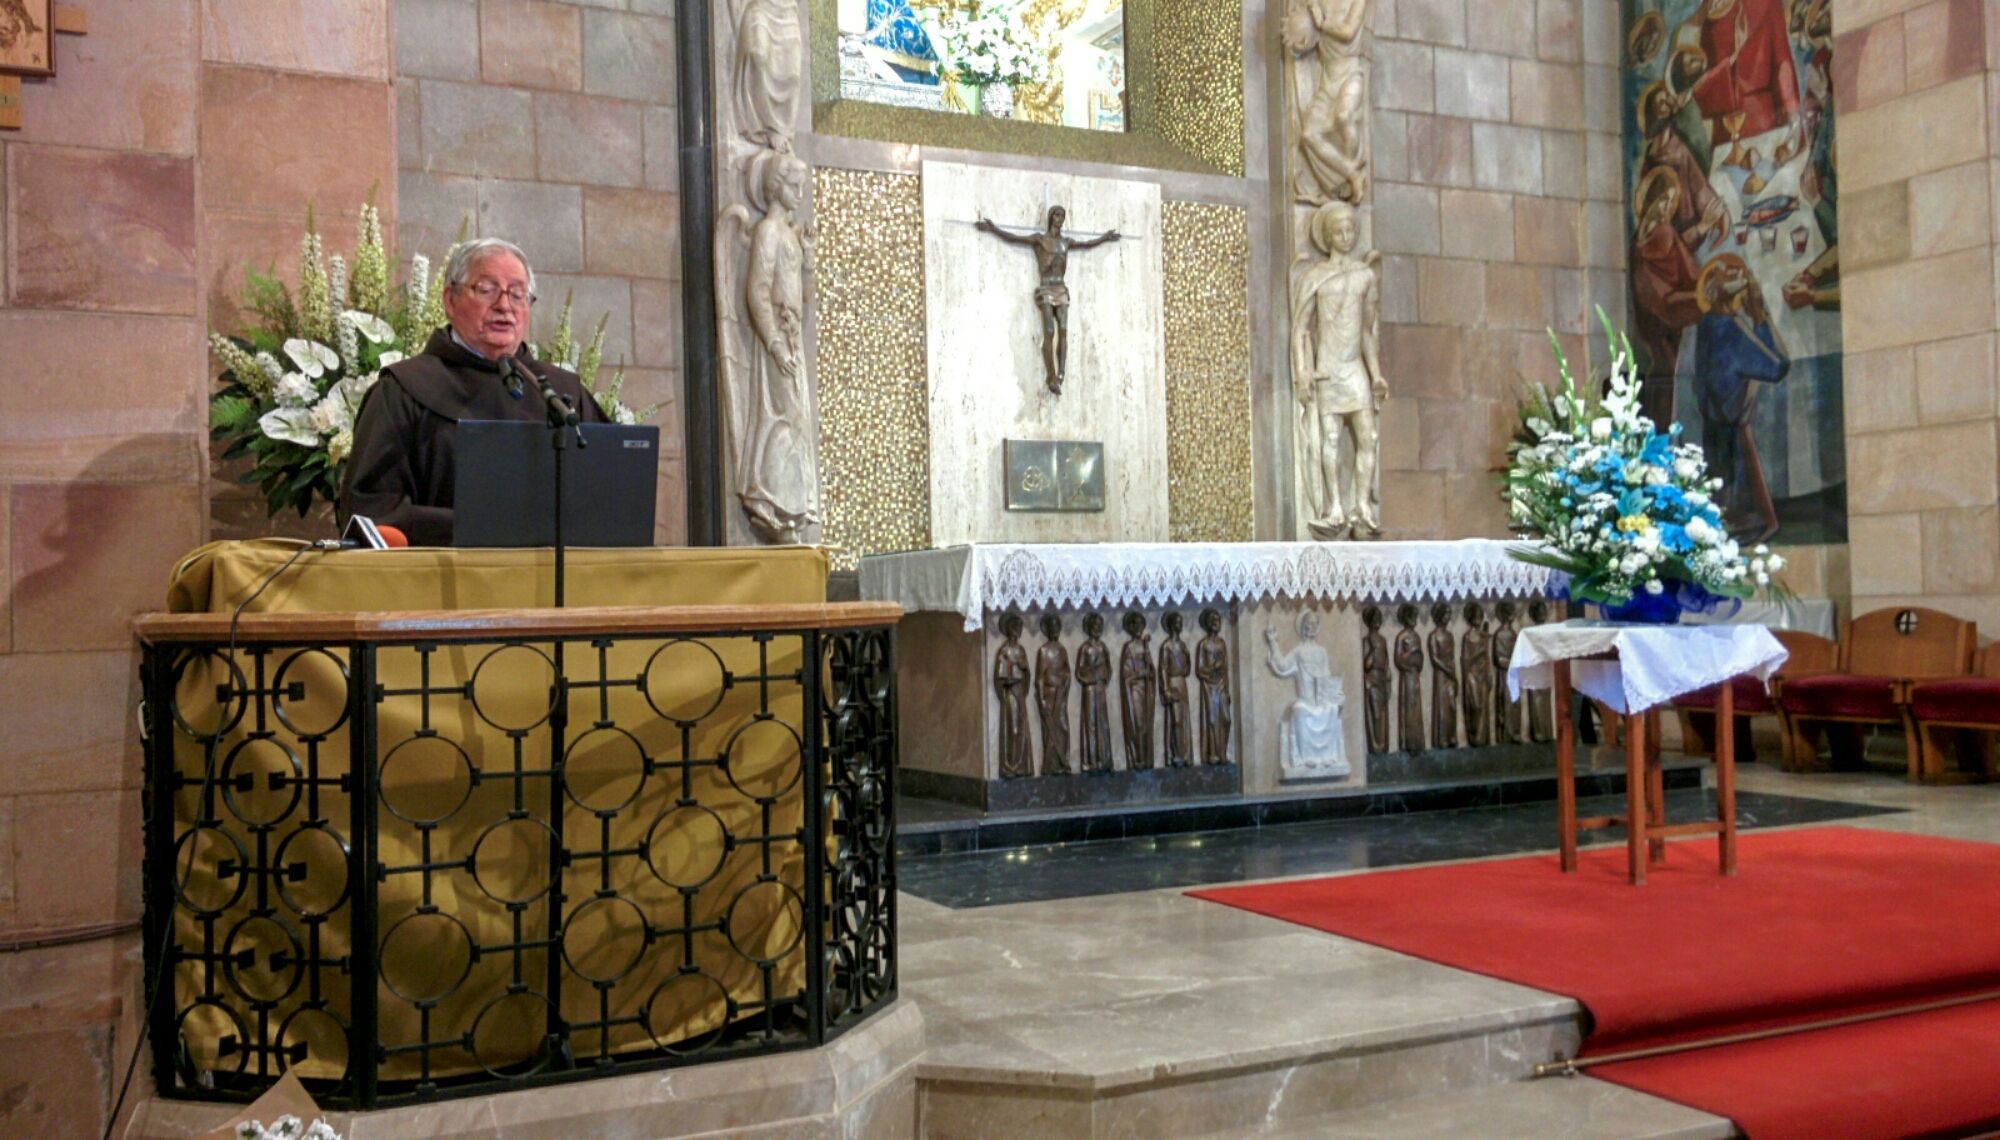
<box><xmin>445</xmin><ymin>238</ymin><xmax>537</xmax><ymax>297</ymax></box>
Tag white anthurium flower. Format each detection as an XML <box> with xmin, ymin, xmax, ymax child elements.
<box><xmin>283</xmin><ymin>338</ymin><xmax>340</xmax><ymax>378</ymax></box>
<box><xmin>377</xmin><ymin>350</ymin><xmax>406</xmax><ymax>369</ymax></box>
<box><xmin>343</xmin><ymin>310</ymin><xmax>396</xmax><ymax>344</ymax></box>
<box><xmin>259</xmin><ymin>405</ymin><xmax>322</xmax><ymax>447</ymax></box>
<box><xmin>274</xmin><ymin>372</ymin><xmax>319</xmax><ymax>408</ymax></box>
<box><xmin>1526</xmin><ymin>417</ymin><xmax>1551</xmax><ymax>436</ymax></box>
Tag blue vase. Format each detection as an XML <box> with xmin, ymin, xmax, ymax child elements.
<box><xmin>1598</xmin><ymin>591</ymin><xmax>1684</xmax><ymax>624</ymax></box>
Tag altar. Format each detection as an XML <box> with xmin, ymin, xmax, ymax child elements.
<box><xmin>862</xmin><ymin>540</ymin><xmax>1562</xmax><ymax>811</ymax></box>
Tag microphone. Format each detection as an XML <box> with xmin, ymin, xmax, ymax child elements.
<box><xmin>501</xmin><ymin>356</ymin><xmax>528</xmax><ymax>401</ymax></box>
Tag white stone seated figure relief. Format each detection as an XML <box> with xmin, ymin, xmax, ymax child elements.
<box><xmin>1264</xmin><ymin>611</ymin><xmax>1351</xmax><ymax>780</ymax></box>
<box><xmin>1291</xmin><ymin>199</ymin><xmax>1386</xmax><ymax>541</ymax></box>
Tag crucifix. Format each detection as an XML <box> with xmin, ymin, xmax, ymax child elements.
<box><xmin>0</xmin><ymin>2</ymin><xmax>88</xmax><ymax>132</ymax></box>
<box><xmin>974</xmin><ymin>205</ymin><xmax>1122</xmax><ymax>395</ymax></box>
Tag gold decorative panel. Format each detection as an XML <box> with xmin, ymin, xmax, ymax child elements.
<box><xmin>1161</xmin><ymin>200</ymin><xmax>1253</xmax><ymax>542</ymax></box>
<box><xmin>812</xmin><ymin>169</ymin><xmax>932</xmax><ymax>571</ymax></box>
<box><xmin>1152</xmin><ymin>0</ymin><xmax>1245</xmax><ymax>176</ymax></box>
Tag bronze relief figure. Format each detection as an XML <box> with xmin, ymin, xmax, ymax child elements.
<box><xmin>1034</xmin><ymin>613</ymin><xmax>1071</xmax><ymax>775</ymax></box>
<box><xmin>1195</xmin><ymin>608</ymin><xmax>1232</xmax><ymax>764</ymax></box>
<box><xmin>1119</xmin><ymin>611</ymin><xmax>1156</xmax><ymax>770</ymax></box>
<box><xmin>995</xmin><ymin>612</ymin><xmax>1033</xmax><ymax>779</ymax></box>
<box><xmin>1394</xmin><ymin>603</ymin><xmax>1425</xmax><ymax>751</ymax></box>
<box><xmin>1361</xmin><ymin>604</ymin><xmax>1391</xmax><ymax>754</ymax></box>
<box><xmin>1159</xmin><ymin>612</ymin><xmax>1194</xmax><ymax>767</ymax></box>
<box><xmin>1527</xmin><ymin>598</ymin><xmax>1555</xmax><ymax>742</ymax></box>
<box><xmin>1427</xmin><ymin>602</ymin><xmax>1458</xmax><ymax>749</ymax></box>
<box><xmin>1459</xmin><ymin>602</ymin><xmax>1492</xmax><ymax>748</ymax></box>
<box><xmin>1493</xmin><ymin>600</ymin><xmax>1522</xmax><ymax>744</ymax></box>
<box><xmin>1076</xmin><ymin>612</ymin><xmax>1115</xmax><ymax>772</ymax></box>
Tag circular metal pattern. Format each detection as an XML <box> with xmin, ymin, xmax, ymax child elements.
<box><xmin>469</xmin><ymin>991</ymin><xmax>555</xmax><ymax>1078</ymax></box>
<box><xmin>720</xmin><ymin>717</ymin><xmax>805</xmax><ymax>802</ymax></box>
<box><xmin>643</xmin><ymin>805</ymin><xmax>730</xmax><ymax>890</ymax></box>
<box><xmin>640</xmin><ymin>971</ymin><xmax>730</xmax><ymax>1055</ymax></box>
<box><xmin>641</xmin><ymin>638</ymin><xmax>730</xmax><ymax>723</ymax></box>
<box><xmin>468</xmin><ymin>643</ymin><xmax>560</xmax><ymax>733</ymax></box>
<box><xmin>222</xmin><ymin>915</ymin><xmax>306</xmax><ymax>1005</ymax></box>
<box><xmin>276</xmin><ymin>1006</ymin><xmax>351</xmax><ymax>1082</ymax></box>
<box><xmin>168</xmin><ymin>650</ymin><xmax>248</xmax><ymax>740</ymax></box>
<box><xmin>270</xmin><ymin>648</ymin><xmax>352</xmax><ymax>739</ymax></box>
<box><xmin>220</xmin><ymin>737</ymin><xmax>304</xmax><ymax>828</ymax></box>
<box><xmin>559</xmin><ymin>895</ymin><xmax>649</xmax><ymax>984</ymax></box>
<box><xmin>172</xmin><ymin>823</ymin><xmax>251</xmax><ymax>918</ymax></box>
<box><xmin>470</xmin><ymin>817</ymin><xmax>557</xmax><ymax>906</ymax></box>
<box><xmin>377</xmin><ymin>734</ymin><xmax>476</xmax><ymax>826</ymax></box>
<box><xmin>724</xmin><ymin>879</ymin><xmax>805</xmax><ymax>966</ymax></box>
<box><xmin>378</xmin><ymin>911</ymin><xmax>475</xmax><ymax>1005</ymax></box>
<box><xmin>272</xmin><ymin>823</ymin><xmax>351</xmax><ymax>918</ymax></box>
<box><xmin>176</xmin><ymin>1000</ymin><xmax>251</xmax><ymax>1077</ymax></box>
<box><xmin>561</xmin><ymin>726</ymin><xmax>648</xmax><ymax>815</ymax></box>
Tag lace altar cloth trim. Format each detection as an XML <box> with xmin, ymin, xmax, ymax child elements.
<box><xmin>1507</xmin><ymin>620</ymin><xmax>1790</xmax><ymax>715</ymax></box>
<box><xmin>859</xmin><ymin>541</ymin><xmax>1559</xmax><ymax>632</ymax></box>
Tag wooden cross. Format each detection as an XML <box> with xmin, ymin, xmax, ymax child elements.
<box><xmin>0</xmin><ymin>4</ymin><xmax>88</xmax><ymax>131</ymax></box>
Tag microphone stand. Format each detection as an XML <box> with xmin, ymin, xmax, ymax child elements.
<box><xmin>516</xmin><ymin>359</ymin><xmax>587</xmax><ymax>608</ymax></box>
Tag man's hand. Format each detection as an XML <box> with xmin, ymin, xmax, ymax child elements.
<box><xmin>1782</xmin><ymin>272</ymin><xmax>1816</xmax><ymax>310</ymax></box>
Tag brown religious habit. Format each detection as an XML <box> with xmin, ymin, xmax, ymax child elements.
<box><xmin>339</xmin><ymin>327</ymin><xmax>609</xmax><ymax>546</ymax></box>
<box><xmin>1394</xmin><ymin>604</ymin><xmax>1425</xmax><ymax>752</ymax></box>
<box><xmin>1034</xmin><ymin>615</ymin><xmax>1072</xmax><ymax>775</ymax></box>
<box><xmin>1427</xmin><ymin>603</ymin><xmax>1459</xmax><ymax>749</ymax></box>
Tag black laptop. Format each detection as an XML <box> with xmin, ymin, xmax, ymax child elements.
<box><xmin>452</xmin><ymin>420</ymin><xmax>659</xmax><ymax>547</ymax></box>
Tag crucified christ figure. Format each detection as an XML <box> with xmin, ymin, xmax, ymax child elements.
<box><xmin>975</xmin><ymin>205</ymin><xmax>1121</xmax><ymax>395</ymax></box>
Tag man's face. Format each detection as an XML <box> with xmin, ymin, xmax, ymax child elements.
<box><xmin>443</xmin><ymin>251</ymin><xmax>533</xmax><ymax>359</ymax></box>
<box><xmin>1048</xmin><ymin>207</ymin><xmax>1066</xmax><ymax>233</ymax></box>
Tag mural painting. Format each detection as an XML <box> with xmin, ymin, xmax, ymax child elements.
<box><xmin>1622</xmin><ymin>0</ymin><xmax>1843</xmax><ymax>544</ymax></box>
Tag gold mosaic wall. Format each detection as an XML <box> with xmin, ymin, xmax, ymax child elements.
<box><xmin>1152</xmin><ymin>0</ymin><xmax>1246</xmax><ymax>176</ymax></box>
<box><xmin>812</xmin><ymin>169</ymin><xmax>932</xmax><ymax>571</ymax></box>
<box><xmin>1161</xmin><ymin>200</ymin><xmax>1254</xmax><ymax>542</ymax></box>
<box><xmin>810</xmin><ymin>0</ymin><xmax>1245</xmax><ymax>177</ymax></box>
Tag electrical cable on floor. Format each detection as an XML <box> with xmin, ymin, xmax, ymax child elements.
<box><xmin>102</xmin><ymin>541</ymin><xmax>318</xmax><ymax>1140</ymax></box>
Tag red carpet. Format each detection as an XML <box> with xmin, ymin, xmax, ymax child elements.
<box><xmin>1189</xmin><ymin>827</ymin><xmax>2000</xmax><ymax>1139</ymax></box>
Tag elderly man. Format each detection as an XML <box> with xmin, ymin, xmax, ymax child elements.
<box><xmin>338</xmin><ymin>238</ymin><xmax>607</xmax><ymax>545</ymax></box>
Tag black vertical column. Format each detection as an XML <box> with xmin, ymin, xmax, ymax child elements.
<box><xmin>678</xmin><ymin>0</ymin><xmax>724</xmax><ymax>546</ymax></box>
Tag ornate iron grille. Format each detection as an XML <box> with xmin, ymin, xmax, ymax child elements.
<box><xmin>139</xmin><ymin>623</ymin><xmax>897</xmax><ymax>1109</ymax></box>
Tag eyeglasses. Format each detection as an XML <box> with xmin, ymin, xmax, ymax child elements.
<box><xmin>459</xmin><ymin>279</ymin><xmax>536</xmax><ymax>306</ymax></box>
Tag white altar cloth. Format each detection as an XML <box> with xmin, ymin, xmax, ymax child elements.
<box><xmin>860</xmin><ymin>541</ymin><xmax>1560</xmax><ymax>631</ymax></box>
<box><xmin>1507</xmin><ymin>621</ymin><xmax>1790</xmax><ymax>715</ymax></box>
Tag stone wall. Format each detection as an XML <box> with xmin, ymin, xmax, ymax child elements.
<box><xmin>0</xmin><ymin>2</ymin><xmax>395</xmax><ymax>1134</ymax></box>
<box><xmin>1367</xmin><ymin>0</ymin><xmax>1628</xmax><ymax>540</ymax></box>
<box><xmin>1832</xmin><ymin>0</ymin><xmax>2000</xmax><ymax>632</ymax></box>
<box><xmin>396</xmin><ymin>0</ymin><xmax>687</xmax><ymax>543</ymax></box>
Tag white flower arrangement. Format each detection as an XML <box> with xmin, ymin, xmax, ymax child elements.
<box><xmin>934</xmin><ymin>3</ymin><xmax>1052</xmax><ymax>89</ymax></box>
<box><xmin>236</xmin><ymin>1114</ymin><xmax>343</xmax><ymax>1140</ymax></box>
<box><xmin>1504</xmin><ymin>311</ymin><xmax>1786</xmax><ymax>611</ymax></box>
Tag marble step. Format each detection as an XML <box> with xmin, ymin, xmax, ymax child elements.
<box><xmin>1186</xmin><ymin>1077</ymin><xmax>1734</xmax><ymax>1139</ymax></box>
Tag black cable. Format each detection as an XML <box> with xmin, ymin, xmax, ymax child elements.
<box><xmin>104</xmin><ymin>542</ymin><xmax>319</xmax><ymax>1140</ymax></box>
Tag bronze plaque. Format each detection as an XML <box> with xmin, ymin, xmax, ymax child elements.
<box><xmin>1004</xmin><ymin>440</ymin><xmax>1105</xmax><ymax>512</ymax></box>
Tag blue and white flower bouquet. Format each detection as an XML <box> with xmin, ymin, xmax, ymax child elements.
<box><xmin>1503</xmin><ymin>314</ymin><xmax>1784</xmax><ymax>615</ymax></box>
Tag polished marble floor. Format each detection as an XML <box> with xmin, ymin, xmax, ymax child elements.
<box><xmin>897</xmin><ymin>765</ymin><xmax>2000</xmax><ymax>1136</ymax></box>
<box><xmin>899</xmin><ymin>787</ymin><xmax>1901</xmax><ymax>908</ymax></box>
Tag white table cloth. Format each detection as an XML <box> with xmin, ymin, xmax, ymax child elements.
<box><xmin>1506</xmin><ymin>620</ymin><xmax>1790</xmax><ymax>715</ymax></box>
<box><xmin>860</xmin><ymin>540</ymin><xmax>1560</xmax><ymax>631</ymax></box>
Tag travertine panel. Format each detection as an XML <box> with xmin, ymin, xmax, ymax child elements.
<box><xmin>1839</xmin><ymin>74</ymin><xmax>1988</xmax><ymax>193</ymax></box>
<box><xmin>812</xmin><ymin>168</ymin><xmax>930</xmax><ymax>569</ymax></box>
<box><xmin>1162</xmin><ymin>201</ymin><xmax>1254</xmax><ymax>543</ymax></box>
<box><xmin>1846</xmin><ymin>420</ymin><xmax>1999</xmax><ymax>514</ymax></box>
<box><xmin>922</xmin><ymin>162</ymin><xmax>1167</xmax><ymax>546</ymax></box>
<box><xmin>1844</xmin><ymin>246</ymin><xmax>1997</xmax><ymax>354</ymax></box>
<box><xmin>1848</xmin><ymin>512</ymin><xmax>1926</xmax><ymax>595</ymax></box>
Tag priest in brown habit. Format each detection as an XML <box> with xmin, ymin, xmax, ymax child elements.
<box><xmin>338</xmin><ymin>238</ymin><xmax>609</xmax><ymax>545</ymax></box>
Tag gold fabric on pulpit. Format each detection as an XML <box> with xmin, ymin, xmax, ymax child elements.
<box><xmin>162</xmin><ymin>541</ymin><xmax>829</xmax><ymax>1086</ymax></box>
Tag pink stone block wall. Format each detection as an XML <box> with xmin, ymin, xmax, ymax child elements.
<box><xmin>1368</xmin><ymin>0</ymin><xmax>1627</xmax><ymax>540</ymax></box>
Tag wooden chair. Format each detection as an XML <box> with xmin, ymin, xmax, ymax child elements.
<box><xmin>1773</xmin><ymin>607</ymin><xmax>1977</xmax><ymax>778</ymax></box>
<box><xmin>1903</xmin><ymin>643</ymin><xmax>2000</xmax><ymax>783</ymax></box>
<box><xmin>1673</xmin><ymin>629</ymin><xmax>1836</xmax><ymax>767</ymax></box>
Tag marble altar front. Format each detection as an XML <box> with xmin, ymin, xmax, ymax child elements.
<box><xmin>863</xmin><ymin>541</ymin><xmax>1559</xmax><ymax>810</ymax></box>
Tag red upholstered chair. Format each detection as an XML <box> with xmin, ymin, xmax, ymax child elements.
<box><xmin>1674</xmin><ymin>629</ymin><xmax>1836</xmax><ymax>766</ymax></box>
<box><xmin>1773</xmin><ymin>607</ymin><xmax>1977</xmax><ymax>778</ymax></box>
<box><xmin>1904</xmin><ymin>643</ymin><xmax>2000</xmax><ymax>783</ymax></box>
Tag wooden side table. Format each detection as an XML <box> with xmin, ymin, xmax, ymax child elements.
<box><xmin>1552</xmin><ymin>652</ymin><xmax>1737</xmax><ymax>885</ymax></box>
